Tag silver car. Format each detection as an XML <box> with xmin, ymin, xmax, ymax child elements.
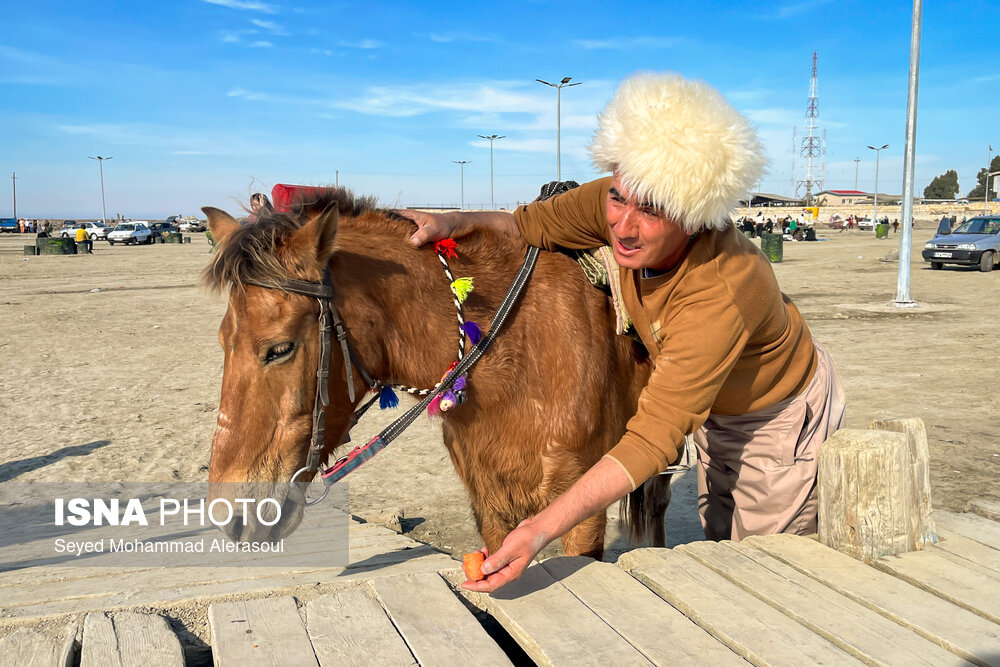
<box><xmin>922</xmin><ymin>216</ymin><xmax>1000</xmax><ymax>272</ymax></box>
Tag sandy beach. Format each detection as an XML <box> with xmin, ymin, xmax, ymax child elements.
<box><xmin>1</xmin><ymin>221</ymin><xmax>998</xmax><ymax>561</ymax></box>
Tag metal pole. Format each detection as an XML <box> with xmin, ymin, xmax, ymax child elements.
<box><xmin>985</xmin><ymin>146</ymin><xmax>993</xmax><ymax>215</ymax></box>
<box><xmin>336</xmin><ymin>170</ymin><xmax>339</xmax><ymax>188</ymax></box>
<box><xmin>556</xmin><ymin>85</ymin><xmax>561</xmax><ymax>181</ymax></box>
<box><xmin>452</xmin><ymin>160</ymin><xmax>470</xmax><ymax>210</ymax></box>
<box><xmin>854</xmin><ymin>158</ymin><xmax>860</xmax><ymax>190</ymax></box>
<box><xmin>11</xmin><ymin>172</ymin><xmax>15</xmax><ymax>220</ymax></box>
<box><xmin>88</xmin><ymin>156</ymin><xmax>112</xmax><ymax>224</ymax></box>
<box><xmin>873</xmin><ymin>151</ymin><xmax>880</xmax><ymax>226</ymax></box>
<box><xmin>895</xmin><ymin>0</ymin><xmax>921</xmax><ymax>307</ymax></box>
<box><xmin>477</xmin><ymin>134</ymin><xmax>504</xmax><ymax>210</ymax></box>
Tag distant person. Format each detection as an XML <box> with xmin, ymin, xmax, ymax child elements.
<box><xmin>36</xmin><ymin>226</ymin><xmax>49</xmax><ymax>238</ymax></box>
<box><xmin>892</xmin><ymin>220</ymin><xmax>899</xmax><ymax>234</ymax></box>
<box><xmin>75</xmin><ymin>224</ymin><xmax>93</xmax><ymax>254</ymax></box>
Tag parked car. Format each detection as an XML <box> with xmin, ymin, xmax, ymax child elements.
<box><xmin>0</xmin><ymin>218</ymin><xmax>17</xmax><ymax>232</ymax></box>
<box><xmin>855</xmin><ymin>217</ymin><xmax>874</xmax><ymax>231</ymax></box>
<box><xmin>148</xmin><ymin>222</ymin><xmax>178</xmax><ymax>237</ymax></box>
<box><xmin>58</xmin><ymin>221</ymin><xmax>111</xmax><ymax>240</ymax></box>
<box><xmin>178</xmin><ymin>218</ymin><xmax>205</xmax><ymax>232</ymax></box>
<box><xmin>922</xmin><ymin>216</ymin><xmax>1000</xmax><ymax>272</ymax></box>
<box><xmin>108</xmin><ymin>222</ymin><xmax>153</xmax><ymax>245</ymax></box>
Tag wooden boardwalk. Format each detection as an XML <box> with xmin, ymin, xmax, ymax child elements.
<box><xmin>2</xmin><ymin>508</ymin><xmax>999</xmax><ymax>666</ymax></box>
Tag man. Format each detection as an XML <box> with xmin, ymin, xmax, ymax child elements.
<box><xmin>404</xmin><ymin>73</ymin><xmax>846</xmax><ymax>593</ymax></box>
<box><xmin>75</xmin><ymin>224</ymin><xmax>93</xmax><ymax>254</ymax></box>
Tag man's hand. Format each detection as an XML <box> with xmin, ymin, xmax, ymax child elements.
<box><xmin>462</xmin><ymin>517</ymin><xmax>550</xmax><ymax>593</ymax></box>
<box><xmin>395</xmin><ymin>210</ymin><xmax>455</xmax><ymax>248</ymax></box>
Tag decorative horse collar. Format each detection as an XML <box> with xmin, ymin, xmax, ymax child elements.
<box><xmin>246</xmin><ymin>240</ymin><xmax>540</xmax><ymax>505</ymax></box>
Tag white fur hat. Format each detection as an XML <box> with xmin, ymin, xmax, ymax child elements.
<box><xmin>589</xmin><ymin>72</ymin><xmax>766</xmax><ymax>233</ymax></box>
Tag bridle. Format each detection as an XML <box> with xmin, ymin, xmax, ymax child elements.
<box><xmin>245</xmin><ymin>245</ymin><xmax>540</xmax><ymax>506</ymax></box>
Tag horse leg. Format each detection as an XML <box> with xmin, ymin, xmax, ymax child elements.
<box><xmin>559</xmin><ymin>511</ymin><xmax>606</xmax><ymax>559</ymax></box>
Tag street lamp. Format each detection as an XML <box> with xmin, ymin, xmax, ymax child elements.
<box><xmin>477</xmin><ymin>134</ymin><xmax>505</xmax><ymax>210</ymax></box>
<box><xmin>984</xmin><ymin>145</ymin><xmax>993</xmax><ymax>215</ymax></box>
<box><xmin>536</xmin><ymin>76</ymin><xmax>582</xmax><ymax>181</ymax></box>
<box><xmin>452</xmin><ymin>160</ymin><xmax>470</xmax><ymax>210</ymax></box>
<box><xmin>88</xmin><ymin>155</ymin><xmax>113</xmax><ymax>224</ymax></box>
<box><xmin>11</xmin><ymin>172</ymin><xmax>15</xmax><ymax>221</ymax></box>
<box><xmin>853</xmin><ymin>158</ymin><xmax>861</xmax><ymax>190</ymax></box>
<box><xmin>866</xmin><ymin>144</ymin><xmax>888</xmax><ymax>228</ymax></box>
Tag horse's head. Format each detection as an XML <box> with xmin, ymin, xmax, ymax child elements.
<box><xmin>202</xmin><ymin>199</ymin><xmax>355</xmax><ymax>542</ymax></box>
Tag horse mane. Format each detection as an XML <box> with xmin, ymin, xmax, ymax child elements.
<box><xmin>202</xmin><ymin>186</ymin><xmax>521</xmax><ymax>293</ymax></box>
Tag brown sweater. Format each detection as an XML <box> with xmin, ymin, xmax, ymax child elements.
<box><xmin>514</xmin><ymin>177</ymin><xmax>818</xmax><ymax>488</ymax></box>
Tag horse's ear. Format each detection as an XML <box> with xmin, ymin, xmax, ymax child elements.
<box><xmin>203</xmin><ymin>207</ymin><xmax>241</xmax><ymax>245</ymax></box>
<box><xmin>290</xmin><ymin>204</ymin><xmax>339</xmax><ymax>268</ymax></box>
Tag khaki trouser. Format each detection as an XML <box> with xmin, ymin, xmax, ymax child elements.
<box><xmin>693</xmin><ymin>340</ymin><xmax>846</xmax><ymax>541</ymax></box>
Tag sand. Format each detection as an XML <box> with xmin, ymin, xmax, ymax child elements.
<box><xmin>1</xmin><ymin>225</ymin><xmax>997</xmax><ymax>562</ymax></box>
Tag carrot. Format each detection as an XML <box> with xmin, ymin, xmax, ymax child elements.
<box><xmin>463</xmin><ymin>551</ymin><xmax>486</xmax><ymax>581</ymax></box>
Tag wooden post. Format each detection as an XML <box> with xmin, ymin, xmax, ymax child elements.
<box><xmin>818</xmin><ymin>428</ymin><xmax>918</xmax><ymax>562</ymax></box>
<box><xmin>867</xmin><ymin>417</ymin><xmax>937</xmax><ymax>547</ymax></box>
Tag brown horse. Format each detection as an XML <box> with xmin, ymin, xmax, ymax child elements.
<box><xmin>202</xmin><ymin>188</ymin><xmax>668</xmax><ymax>557</ymax></box>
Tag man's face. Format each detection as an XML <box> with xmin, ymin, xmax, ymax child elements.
<box><xmin>606</xmin><ymin>173</ymin><xmax>689</xmax><ymax>271</ymax></box>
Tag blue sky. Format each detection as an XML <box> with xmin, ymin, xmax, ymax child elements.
<box><xmin>1</xmin><ymin>0</ymin><xmax>997</xmax><ymax>218</ymax></box>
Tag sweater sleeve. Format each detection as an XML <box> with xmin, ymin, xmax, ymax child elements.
<box><xmin>604</xmin><ymin>278</ymin><xmax>751</xmax><ymax>489</ymax></box>
<box><xmin>512</xmin><ymin>177</ymin><xmax>612</xmax><ymax>250</ymax></box>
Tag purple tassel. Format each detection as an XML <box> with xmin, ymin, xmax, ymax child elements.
<box><xmin>461</xmin><ymin>321</ymin><xmax>482</xmax><ymax>344</ymax></box>
<box><xmin>379</xmin><ymin>386</ymin><xmax>399</xmax><ymax>409</ymax></box>
<box><xmin>453</xmin><ymin>375</ymin><xmax>467</xmax><ymax>392</ymax></box>
<box><xmin>427</xmin><ymin>394</ymin><xmax>442</xmax><ymax>418</ymax></box>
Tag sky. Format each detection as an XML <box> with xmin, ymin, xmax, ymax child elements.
<box><xmin>1</xmin><ymin>0</ymin><xmax>998</xmax><ymax>219</ymax></box>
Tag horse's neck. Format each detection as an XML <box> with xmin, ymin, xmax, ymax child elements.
<box><xmin>330</xmin><ymin>228</ymin><xmax>460</xmax><ymax>390</ymax></box>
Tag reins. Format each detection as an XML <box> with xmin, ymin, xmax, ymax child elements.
<box><xmin>249</xmin><ymin>244</ymin><xmax>540</xmax><ymax>506</ymax></box>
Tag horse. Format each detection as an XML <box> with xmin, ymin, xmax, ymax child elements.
<box><xmin>202</xmin><ymin>187</ymin><xmax>670</xmax><ymax>558</ymax></box>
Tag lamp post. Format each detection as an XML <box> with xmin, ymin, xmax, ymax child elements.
<box><xmin>866</xmin><ymin>144</ymin><xmax>888</xmax><ymax>227</ymax></box>
<box><xmin>984</xmin><ymin>145</ymin><xmax>993</xmax><ymax>215</ymax></box>
<box><xmin>894</xmin><ymin>0</ymin><xmax>921</xmax><ymax>308</ymax></box>
<box><xmin>536</xmin><ymin>76</ymin><xmax>582</xmax><ymax>181</ymax></box>
<box><xmin>11</xmin><ymin>172</ymin><xmax>15</xmax><ymax>221</ymax></box>
<box><xmin>477</xmin><ymin>134</ymin><xmax>505</xmax><ymax>210</ymax></box>
<box><xmin>452</xmin><ymin>160</ymin><xmax>470</xmax><ymax>210</ymax></box>
<box><xmin>336</xmin><ymin>170</ymin><xmax>339</xmax><ymax>188</ymax></box>
<box><xmin>853</xmin><ymin>158</ymin><xmax>861</xmax><ymax>190</ymax></box>
<box><xmin>87</xmin><ymin>156</ymin><xmax>112</xmax><ymax>224</ymax></box>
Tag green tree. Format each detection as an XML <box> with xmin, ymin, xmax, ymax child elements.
<box><xmin>968</xmin><ymin>154</ymin><xmax>1000</xmax><ymax>199</ymax></box>
<box><xmin>923</xmin><ymin>170</ymin><xmax>960</xmax><ymax>199</ymax></box>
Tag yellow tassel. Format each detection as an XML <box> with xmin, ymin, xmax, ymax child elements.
<box><xmin>451</xmin><ymin>277</ymin><xmax>474</xmax><ymax>303</ymax></box>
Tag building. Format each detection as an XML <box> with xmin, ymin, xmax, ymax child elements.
<box><xmin>815</xmin><ymin>190</ymin><xmax>868</xmax><ymax>206</ymax></box>
<box><xmin>742</xmin><ymin>193</ymin><xmax>805</xmax><ymax>208</ymax></box>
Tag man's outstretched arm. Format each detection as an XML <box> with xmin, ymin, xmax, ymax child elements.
<box><xmin>398</xmin><ymin>209</ymin><xmax>520</xmax><ymax>247</ymax></box>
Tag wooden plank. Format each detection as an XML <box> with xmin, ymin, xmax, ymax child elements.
<box><xmin>81</xmin><ymin>612</ymin><xmax>184</xmax><ymax>667</ymax></box>
<box><xmin>746</xmin><ymin>533</ymin><xmax>1000</xmax><ymax>665</ymax></box>
<box><xmin>371</xmin><ymin>572</ymin><xmax>511</xmax><ymax>667</ymax></box>
<box><xmin>456</xmin><ymin>562</ymin><xmax>653</xmax><ymax>666</ymax></box>
<box><xmin>618</xmin><ymin>548</ymin><xmax>861</xmax><ymax>666</ymax></box>
<box><xmin>306</xmin><ymin>588</ymin><xmax>416</xmax><ymax>667</ymax></box>
<box><xmin>970</xmin><ymin>499</ymin><xmax>1000</xmax><ymax>522</ymax></box>
<box><xmin>934</xmin><ymin>510</ymin><xmax>1000</xmax><ymax>551</ymax></box>
<box><xmin>209</xmin><ymin>596</ymin><xmax>318</xmax><ymax>667</ymax></box>
<box><xmin>540</xmin><ymin>557</ymin><xmax>745</xmax><ymax>665</ymax></box>
<box><xmin>680</xmin><ymin>540</ymin><xmax>963</xmax><ymax>666</ymax></box>
<box><xmin>931</xmin><ymin>527</ymin><xmax>1000</xmax><ymax>576</ymax></box>
<box><xmin>871</xmin><ymin>548</ymin><xmax>1000</xmax><ymax>623</ymax></box>
<box><xmin>0</xmin><ymin>622</ymin><xmax>75</xmax><ymax>667</ymax></box>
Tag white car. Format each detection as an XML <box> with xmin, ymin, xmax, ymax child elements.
<box><xmin>108</xmin><ymin>222</ymin><xmax>153</xmax><ymax>245</ymax></box>
<box><xmin>59</xmin><ymin>221</ymin><xmax>111</xmax><ymax>240</ymax></box>
<box><xmin>178</xmin><ymin>218</ymin><xmax>205</xmax><ymax>232</ymax></box>
<box><xmin>856</xmin><ymin>218</ymin><xmax>875</xmax><ymax>231</ymax></box>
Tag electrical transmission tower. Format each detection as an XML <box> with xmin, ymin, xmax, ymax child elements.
<box><xmin>796</xmin><ymin>52</ymin><xmax>824</xmax><ymax>204</ymax></box>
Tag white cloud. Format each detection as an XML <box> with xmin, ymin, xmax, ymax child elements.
<box><xmin>572</xmin><ymin>36</ymin><xmax>689</xmax><ymax>50</ymax></box>
<box><xmin>337</xmin><ymin>39</ymin><xmax>382</xmax><ymax>49</ymax></box>
<box><xmin>772</xmin><ymin>0</ymin><xmax>834</xmax><ymax>19</ymax></box>
<box><xmin>202</xmin><ymin>0</ymin><xmax>276</xmax><ymax>13</ymax></box>
<box><xmin>250</xmin><ymin>40</ymin><xmax>273</xmax><ymax>48</ymax></box>
<box><xmin>310</xmin><ymin>48</ymin><xmax>334</xmax><ymax>56</ymax></box>
<box><xmin>250</xmin><ymin>19</ymin><xmax>288</xmax><ymax>35</ymax></box>
<box><xmin>425</xmin><ymin>32</ymin><xmax>496</xmax><ymax>44</ymax></box>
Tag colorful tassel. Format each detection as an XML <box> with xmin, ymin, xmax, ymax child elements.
<box><xmin>451</xmin><ymin>277</ymin><xmax>474</xmax><ymax>303</ymax></box>
<box><xmin>453</xmin><ymin>375</ymin><xmax>467</xmax><ymax>392</ymax></box>
<box><xmin>434</xmin><ymin>239</ymin><xmax>458</xmax><ymax>259</ymax></box>
<box><xmin>439</xmin><ymin>390</ymin><xmax>458</xmax><ymax>412</ymax></box>
<box><xmin>461</xmin><ymin>321</ymin><xmax>482</xmax><ymax>344</ymax></box>
<box><xmin>379</xmin><ymin>386</ymin><xmax>399</xmax><ymax>409</ymax></box>
<box><xmin>427</xmin><ymin>394</ymin><xmax>442</xmax><ymax>418</ymax></box>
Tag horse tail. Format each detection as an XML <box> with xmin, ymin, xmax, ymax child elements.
<box><xmin>619</xmin><ymin>474</ymin><xmax>671</xmax><ymax>547</ymax></box>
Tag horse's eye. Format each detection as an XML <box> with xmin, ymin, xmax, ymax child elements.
<box><xmin>264</xmin><ymin>342</ymin><xmax>295</xmax><ymax>364</ymax></box>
